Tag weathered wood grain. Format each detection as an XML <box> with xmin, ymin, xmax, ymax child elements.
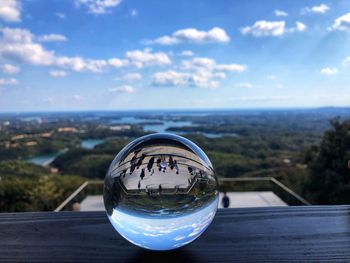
<box><xmin>0</xmin><ymin>206</ymin><xmax>349</xmax><ymax>262</ymax></box>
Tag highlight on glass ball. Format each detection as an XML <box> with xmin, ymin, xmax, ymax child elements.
<box><xmin>103</xmin><ymin>133</ymin><xmax>219</xmax><ymax>251</ymax></box>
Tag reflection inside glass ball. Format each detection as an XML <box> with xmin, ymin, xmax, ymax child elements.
<box><xmin>103</xmin><ymin>133</ymin><xmax>219</xmax><ymax>250</ymax></box>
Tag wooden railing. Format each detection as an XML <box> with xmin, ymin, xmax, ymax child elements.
<box><xmin>2</xmin><ymin>206</ymin><xmax>350</xmax><ymax>262</ymax></box>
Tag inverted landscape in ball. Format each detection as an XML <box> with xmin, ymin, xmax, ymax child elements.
<box><xmin>103</xmin><ymin>133</ymin><xmax>219</xmax><ymax>251</ymax></box>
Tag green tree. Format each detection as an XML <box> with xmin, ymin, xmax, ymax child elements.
<box><xmin>306</xmin><ymin>118</ymin><xmax>350</xmax><ymax>204</ymax></box>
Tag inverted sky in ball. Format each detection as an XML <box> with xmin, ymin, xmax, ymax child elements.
<box><xmin>103</xmin><ymin>133</ymin><xmax>219</xmax><ymax>251</ymax></box>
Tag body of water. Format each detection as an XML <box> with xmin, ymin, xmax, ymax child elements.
<box><xmin>24</xmin><ymin>117</ymin><xmax>236</xmax><ymax>166</ymax></box>
<box><xmin>25</xmin><ymin>138</ymin><xmax>105</xmax><ymax>166</ymax></box>
<box><xmin>25</xmin><ymin>149</ymin><xmax>67</xmax><ymax>166</ymax></box>
<box><xmin>110</xmin><ymin>116</ymin><xmax>238</xmax><ymax>137</ymax></box>
<box><xmin>81</xmin><ymin>139</ymin><xmax>105</xmax><ymax>149</ymax></box>
<box><xmin>143</xmin><ymin>120</ymin><xmax>194</xmax><ymax>133</ymax></box>
<box><xmin>201</xmin><ymin>132</ymin><xmax>238</xmax><ymax>138</ymax></box>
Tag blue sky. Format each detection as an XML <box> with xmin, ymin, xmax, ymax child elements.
<box><xmin>0</xmin><ymin>0</ymin><xmax>350</xmax><ymax>111</ymax></box>
<box><xmin>109</xmin><ymin>196</ymin><xmax>218</xmax><ymax>250</ymax></box>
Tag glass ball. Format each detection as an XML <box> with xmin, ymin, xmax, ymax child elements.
<box><xmin>103</xmin><ymin>133</ymin><xmax>219</xmax><ymax>251</ymax></box>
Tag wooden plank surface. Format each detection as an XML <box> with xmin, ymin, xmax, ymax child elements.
<box><xmin>0</xmin><ymin>206</ymin><xmax>349</xmax><ymax>262</ymax></box>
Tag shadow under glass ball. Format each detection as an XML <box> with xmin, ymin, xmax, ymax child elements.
<box><xmin>103</xmin><ymin>133</ymin><xmax>219</xmax><ymax>251</ymax></box>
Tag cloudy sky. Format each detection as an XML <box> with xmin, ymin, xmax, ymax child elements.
<box><xmin>0</xmin><ymin>0</ymin><xmax>350</xmax><ymax>111</ymax></box>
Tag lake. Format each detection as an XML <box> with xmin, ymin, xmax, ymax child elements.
<box><xmin>110</xmin><ymin>117</ymin><xmax>193</xmax><ymax>132</ymax></box>
<box><xmin>25</xmin><ymin>149</ymin><xmax>67</xmax><ymax>166</ymax></box>
<box><xmin>25</xmin><ymin>139</ymin><xmax>105</xmax><ymax>166</ymax></box>
<box><xmin>143</xmin><ymin>120</ymin><xmax>194</xmax><ymax>133</ymax></box>
<box><xmin>81</xmin><ymin>139</ymin><xmax>105</xmax><ymax>149</ymax></box>
<box><xmin>24</xmin><ymin>117</ymin><xmax>236</xmax><ymax>166</ymax></box>
<box><xmin>111</xmin><ymin>116</ymin><xmax>238</xmax><ymax>137</ymax></box>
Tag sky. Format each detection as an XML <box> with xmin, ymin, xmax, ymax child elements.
<box><xmin>0</xmin><ymin>0</ymin><xmax>350</xmax><ymax>111</ymax></box>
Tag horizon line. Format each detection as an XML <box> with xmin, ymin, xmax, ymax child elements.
<box><xmin>1</xmin><ymin>106</ymin><xmax>350</xmax><ymax>114</ymax></box>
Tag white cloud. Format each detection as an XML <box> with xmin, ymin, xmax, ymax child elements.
<box><xmin>0</xmin><ymin>78</ymin><xmax>18</xmax><ymax>86</ymax></box>
<box><xmin>130</xmin><ymin>9</ymin><xmax>138</xmax><ymax>17</ymax></box>
<box><xmin>343</xmin><ymin>57</ymin><xmax>350</xmax><ymax>66</ymax></box>
<box><xmin>181</xmin><ymin>57</ymin><xmax>215</xmax><ymax>70</ymax></box>
<box><xmin>241</xmin><ymin>21</ymin><xmax>286</xmax><ymax>37</ymax></box>
<box><xmin>312</xmin><ymin>4</ymin><xmax>329</xmax><ymax>13</ymax></box>
<box><xmin>1</xmin><ymin>64</ymin><xmax>20</xmax><ymax>74</ymax></box>
<box><xmin>0</xmin><ymin>0</ymin><xmax>20</xmax><ymax>22</ymax></box>
<box><xmin>173</xmin><ymin>27</ymin><xmax>230</xmax><ymax>43</ymax></box>
<box><xmin>0</xmin><ymin>27</ymin><xmax>156</xmax><ymax>73</ymax></box>
<box><xmin>55</xmin><ymin>12</ymin><xmax>65</xmax><ymax>19</ymax></box>
<box><xmin>0</xmin><ymin>28</ymin><xmax>172</xmax><ymax>73</ymax></box>
<box><xmin>0</xmin><ymin>27</ymin><xmax>55</xmax><ymax>66</ymax></box>
<box><xmin>181</xmin><ymin>57</ymin><xmax>247</xmax><ymax>73</ymax></box>
<box><xmin>275</xmin><ymin>10</ymin><xmax>288</xmax><ymax>17</ymax></box>
<box><xmin>123</xmin><ymin>73</ymin><xmax>142</xmax><ymax>82</ymax></box>
<box><xmin>241</xmin><ymin>20</ymin><xmax>306</xmax><ymax>37</ymax></box>
<box><xmin>55</xmin><ymin>57</ymin><xmax>108</xmax><ymax>72</ymax></box>
<box><xmin>152</xmin><ymin>70</ymin><xmax>222</xmax><ymax>89</ymax></box>
<box><xmin>320</xmin><ymin>67</ymin><xmax>338</xmax><ymax>75</ymax></box>
<box><xmin>179</xmin><ymin>50</ymin><xmax>193</xmax><ymax>57</ymax></box>
<box><xmin>164</xmin><ymin>56</ymin><xmax>247</xmax><ymax>88</ymax></box>
<box><xmin>148</xmin><ymin>36</ymin><xmax>178</xmax><ymax>45</ymax></box>
<box><xmin>215</xmin><ymin>64</ymin><xmax>247</xmax><ymax>72</ymax></box>
<box><xmin>49</xmin><ymin>70</ymin><xmax>68</xmax><ymax>77</ymax></box>
<box><xmin>294</xmin><ymin>22</ymin><xmax>307</xmax><ymax>32</ymax></box>
<box><xmin>1</xmin><ymin>27</ymin><xmax>33</xmax><ymax>43</ymax></box>
<box><xmin>75</xmin><ymin>0</ymin><xmax>122</xmax><ymax>14</ymax></box>
<box><xmin>152</xmin><ymin>71</ymin><xmax>188</xmax><ymax>86</ymax></box>
<box><xmin>0</xmin><ymin>28</ymin><xmax>110</xmax><ymax>72</ymax></box>
<box><xmin>38</xmin><ymin>34</ymin><xmax>68</xmax><ymax>42</ymax></box>
<box><xmin>108</xmin><ymin>58</ymin><xmax>129</xmax><ymax>68</ymax></box>
<box><xmin>303</xmin><ymin>4</ymin><xmax>329</xmax><ymax>14</ymax></box>
<box><xmin>146</xmin><ymin>27</ymin><xmax>230</xmax><ymax>45</ymax></box>
<box><xmin>125</xmin><ymin>49</ymin><xmax>171</xmax><ymax>68</ymax></box>
<box><xmin>235</xmin><ymin>82</ymin><xmax>253</xmax><ymax>88</ymax></box>
<box><xmin>276</xmin><ymin>84</ymin><xmax>284</xmax><ymax>88</ymax></box>
<box><xmin>190</xmin><ymin>75</ymin><xmax>219</xmax><ymax>88</ymax></box>
<box><xmin>214</xmin><ymin>72</ymin><xmax>226</xmax><ymax>79</ymax></box>
<box><xmin>331</xmin><ymin>12</ymin><xmax>350</xmax><ymax>31</ymax></box>
<box><xmin>109</xmin><ymin>85</ymin><xmax>135</xmax><ymax>93</ymax></box>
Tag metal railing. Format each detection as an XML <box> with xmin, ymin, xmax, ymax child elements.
<box><xmin>54</xmin><ymin>177</ymin><xmax>311</xmax><ymax>212</ymax></box>
<box><xmin>54</xmin><ymin>180</ymin><xmax>103</xmax><ymax>212</ymax></box>
<box><xmin>219</xmin><ymin>177</ymin><xmax>311</xmax><ymax>206</ymax></box>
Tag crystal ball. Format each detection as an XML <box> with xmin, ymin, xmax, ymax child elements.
<box><xmin>103</xmin><ymin>133</ymin><xmax>219</xmax><ymax>250</ymax></box>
